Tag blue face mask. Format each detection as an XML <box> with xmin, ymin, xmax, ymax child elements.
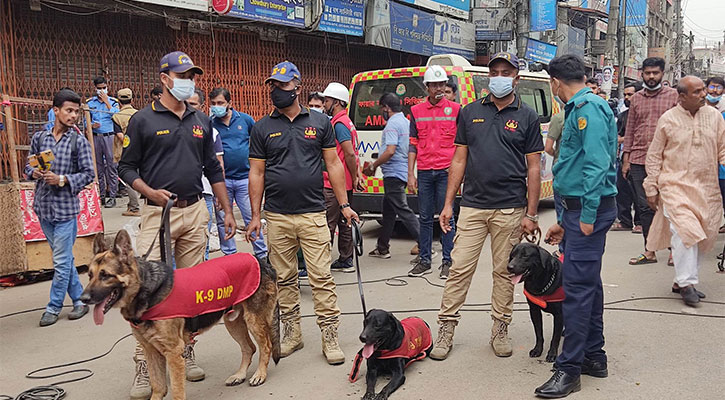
<box><xmin>706</xmin><ymin>94</ymin><xmax>722</xmax><ymax>103</ymax></box>
<box><xmin>488</xmin><ymin>76</ymin><xmax>514</xmax><ymax>98</ymax></box>
<box><xmin>210</xmin><ymin>105</ymin><xmax>228</xmax><ymax>118</ymax></box>
<box><xmin>166</xmin><ymin>78</ymin><xmax>195</xmax><ymax>102</ymax></box>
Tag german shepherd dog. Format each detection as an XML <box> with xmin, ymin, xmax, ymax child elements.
<box><xmin>507</xmin><ymin>242</ymin><xmax>564</xmax><ymax>363</ymax></box>
<box><xmin>80</xmin><ymin>230</ymin><xmax>280</xmax><ymax>400</ymax></box>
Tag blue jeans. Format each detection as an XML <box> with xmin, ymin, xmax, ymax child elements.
<box><xmin>417</xmin><ymin>169</ymin><xmax>455</xmax><ymax>264</ymax></box>
<box><xmin>226</xmin><ymin>178</ymin><xmax>267</xmax><ymax>258</ymax></box>
<box><xmin>40</xmin><ymin>218</ymin><xmax>84</xmax><ymax>314</ymax></box>
<box><xmin>556</xmin><ymin>203</ymin><xmax>616</xmax><ymax>376</ymax></box>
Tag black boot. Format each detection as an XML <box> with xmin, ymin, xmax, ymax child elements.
<box><xmin>581</xmin><ymin>358</ymin><xmax>608</xmax><ymax>378</ymax></box>
<box><xmin>535</xmin><ymin>370</ymin><xmax>581</xmax><ymax>398</ymax></box>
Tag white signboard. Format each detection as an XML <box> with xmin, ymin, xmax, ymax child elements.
<box><xmin>133</xmin><ymin>0</ymin><xmax>209</xmax><ymax>12</ymax></box>
<box><xmin>434</xmin><ymin>15</ymin><xmax>475</xmax><ymax>59</ymax></box>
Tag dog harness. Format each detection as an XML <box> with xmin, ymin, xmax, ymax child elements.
<box><xmin>140</xmin><ymin>253</ymin><xmax>260</xmax><ymax>321</ymax></box>
<box><xmin>349</xmin><ymin>317</ymin><xmax>433</xmax><ymax>382</ymax></box>
<box><xmin>523</xmin><ymin>286</ymin><xmax>566</xmax><ymax>309</ymax></box>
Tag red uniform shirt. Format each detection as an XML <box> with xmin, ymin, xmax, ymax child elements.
<box><xmin>323</xmin><ymin>109</ymin><xmax>359</xmax><ymax>191</ymax></box>
<box><xmin>409</xmin><ymin>98</ymin><xmax>461</xmax><ymax>170</ymax></box>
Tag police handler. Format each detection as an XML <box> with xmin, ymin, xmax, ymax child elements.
<box><xmin>245</xmin><ymin>61</ymin><xmax>359</xmax><ymax>366</ymax></box>
<box><xmin>430</xmin><ymin>52</ymin><xmax>542</xmax><ymax>361</ymax></box>
<box><xmin>118</xmin><ymin>51</ymin><xmax>236</xmax><ymax>399</ymax></box>
<box><xmin>534</xmin><ymin>54</ymin><xmax>618</xmax><ymax>399</ymax></box>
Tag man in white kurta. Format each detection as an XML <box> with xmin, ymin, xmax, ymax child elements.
<box><xmin>643</xmin><ymin>76</ymin><xmax>725</xmax><ymax>306</ymax></box>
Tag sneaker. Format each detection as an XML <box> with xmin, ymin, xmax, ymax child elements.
<box><xmin>439</xmin><ymin>260</ymin><xmax>452</xmax><ymax>280</ymax></box>
<box><xmin>298</xmin><ymin>268</ymin><xmax>308</xmax><ymax>279</ymax></box>
<box><xmin>39</xmin><ymin>312</ymin><xmax>58</xmax><ymax>327</ymax></box>
<box><xmin>368</xmin><ymin>248</ymin><xmax>391</xmax><ymax>259</ymax></box>
<box><xmin>408</xmin><ymin>261</ymin><xmax>432</xmax><ymax>277</ymax></box>
<box><xmin>183</xmin><ymin>342</ymin><xmax>205</xmax><ymax>382</ymax></box>
<box><xmin>330</xmin><ymin>258</ymin><xmax>355</xmax><ymax>273</ymax></box>
<box><xmin>130</xmin><ymin>359</ymin><xmax>151</xmax><ymax>400</ymax></box>
<box><xmin>490</xmin><ymin>318</ymin><xmax>512</xmax><ymax>357</ymax></box>
<box><xmin>410</xmin><ymin>250</ymin><xmax>438</xmax><ymax>264</ymax></box>
<box><xmin>68</xmin><ymin>305</ymin><xmax>89</xmax><ymax>320</ymax></box>
<box><xmin>122</xmin><ymin>209</ymin><xmax>141</xmax><ymax>217</ymax></box>
<box><xmin>280</xmin><ymin>319</ymin><xmax>304</xmax><ymax>358</ymax></box>
<box><xmin>105</xmin><ymin>198</ymin><xmax>116</xmax><ymax>208</ymax></box>
<box><xmin>429</xmin><ymin>321</ymin><xmax>456</xmax><ymax>360</ymax></box>
<box><xmin>320</xmin><ymin>324</ymin><xmax>345</xmax><ymax>365</ymax></box>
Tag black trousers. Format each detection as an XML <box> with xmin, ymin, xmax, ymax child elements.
<box><xmin>629</xmin><ymin>164</ymin><xmax>655</xmax><ymax>249</ymax></box>
<box><xmin>616</xmin><ymin>161</ymin><xmax>640</xmax><ymax>228</ymax></box>
<box><xmin>376</xmin><ymin>177</ymin><xmax>420</xmax><ymax>251</ymax></box>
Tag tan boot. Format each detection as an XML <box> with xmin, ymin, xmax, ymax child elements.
<box><xmin>183</xmin><ymin>341</ymin><xmax>205</xmax><ymax>382</ymax></box>
<box><xmin>490</xmin><ymin>318</ymin><xmax>512</xmax><ymax>357</ymax></box>
<box><xmin>130</xmin><ymin>346</ymin><xmax>151</xmax><ymax>400</ymax></box>
<box><xmin>320</xmin><ymin>324</ymin><xmax>345</xmax><ymax>365</ymax></box>
<box><xmin>430</xmin><ymin>321</ymin><xmax>456</xmax><ymax>360</ymax></box>
<box><xmin>280</xmin><ymin>318</ymin><xmax>304</xmax><ymax>358</ymax></box>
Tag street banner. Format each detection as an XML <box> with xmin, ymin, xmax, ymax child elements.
<box><xmin>524</xmin><ymin>38</ymin><xmax>557</xmax><ymax>64</ymax></box>
<box><xmin>225</xmin><ymin>0</ymin><xmax>305</xmax><ymax>28</ymax></box>
<box><xmin>399</xmin><ymin>0</ymin><xmax>471</xmax><ymax>20</ymax></box>
<box><xmin>20</xmin><ymin>183</ymin><xmax>104</xmax><ymax>242</ymax></box>
<box><xmin>133</xmin><ymin>0</ymin><xmax>208</xmax><ymax>11</ymax></box>
<box><xmin>472</xmin><ymin>7</ymin><xmax>513</xmax><ymax>41</ymax></box>
<box><xmin>319</xmin><ymin>0</ymin><xmax>365</xmax><ymax>36</ymax></box>
<box><xmin>434</xmin><ymin>15</ymin><xmax>476</xmax><ymax>60</ymax></box>
<box><xmin>625</xmin><ymin>0</ymin><xmax>647</xmax><ymax>26</ymax></box>
<box><xmin>530</xmin><ymin>0</ymin><xmax>557</xmax><ymax>32</ymax></box>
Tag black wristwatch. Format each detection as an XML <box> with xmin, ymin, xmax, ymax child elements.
<box><xmin>339</xmin><ymin>203</ymin><xmax>351</xmax><ymax>211</ymax></box>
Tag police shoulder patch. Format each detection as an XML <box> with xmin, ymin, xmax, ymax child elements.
<box><xmin>577</xmin><ymin>117</ymin><xmax>587</xmax><ymax>130</ymax></box>
<box><xmin>122</xmin><ymin>135</ymin><xmax>130</xmax><ymax>148</ymax></box>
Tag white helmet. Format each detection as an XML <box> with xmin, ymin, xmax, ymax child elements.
<box><xmin>423</xmin><ymin>65</ymin><xmax>448</xmax><ymax>84</ymax></box>
<box><xmin>322</xmin><ymin>82</ymin><xmax>349</xmax><ymax>104</ymax></box>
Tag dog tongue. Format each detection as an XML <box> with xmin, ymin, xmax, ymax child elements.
<box><xmin>362</xmin><ymin>344</ymin><xmax>375</xmax><ymax>359</ymax></box>
<box><xmin>511</xmin><ymin>275</ymin><xmax>523</xmax><ymax>285</ymax></box>
<box><xmin>93</xmin><ymin>297</ymin><xmax>109</xmax><ymax>326</ymax></box>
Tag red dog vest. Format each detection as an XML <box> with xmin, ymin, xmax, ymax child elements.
<box><xmin>523</xmin><ymin>286</ymin><xmax>566</xmax><ymax>309</ymax></box>
<box><xmin>140</xmin><ymin>253</ymin><xmax>260</xmax><ymax>321</ymax></box>
<box><xmin>349</xmin><ymin>317</ymin><xmax>433</xmax><ymax>382</ymax></box>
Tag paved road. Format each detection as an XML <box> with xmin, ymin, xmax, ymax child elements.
<box><xmin>1</xmin><ymin>200</ymin><xmax>724</xmax><ymax>399</ymax></box>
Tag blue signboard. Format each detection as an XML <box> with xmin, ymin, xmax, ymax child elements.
<box><xmin>530</xmin><ymin>0</ymin><xmax>557</xmax><ymax>32</ymax></box>
<box><xmin>390</xmin><ymin>1</ymin><xmax>435</xmax><ymax>56</ymax></box>
<box><xmin>319</xmin><ymin>0</ymin><xmax>364</xmax><ymax>36</ymax></box>
<box><xmin>226</xmin><ymin>0</ymin><xmax>305</xmax><ymax>28</ymax></box>
<box><xmin>625</xmin><ymin>0</ymin><xmax>647</xmax><ymax>26</ymax></box>
<box><xmin>400</xmin><ymin>0</ymin><xmax>471</xmax><ymax>19</ymax></box>
<box><xmin>524</xmin><ymin>38</ymin><xmax>557</xmax><ymax>64</ymax></box>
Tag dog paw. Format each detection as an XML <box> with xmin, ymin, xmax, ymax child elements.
<box><xmin>362</xmin><ymin>393</ymin><xmax>376</xmax><ymax>400</ymax></box>
<box><xmin>225</xmin><ymin>374</ymin><xmax>246</xmax><ymax>386</ymax></box>
<box><xmin>545</xmin><ymin>352</ymin><xmax>558</xmax><ymax>363</ymax></box>
<box><xmin>529</xmin><ymin>347</ymin><xmax>543</xmax><ymax>358</ymax></box>
<box><xmin>248</xmin><ymin>371</ymin><xmax>267</xmax><ymax>387</ymax></box>
<box><xmin>373</xmin><ymin>393</ymin><xmax>388</xmax><ymax>400</ymax></box>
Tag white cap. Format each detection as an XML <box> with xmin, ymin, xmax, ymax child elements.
<box><xmin>423</xmin><ymin>65</ymin><xmax>448</xmax><ymax>84</ymax></box>
<box><xmin>322</xmin><ymin>82</ymin><xmax>349</xmax><ymax>104</ymax></box>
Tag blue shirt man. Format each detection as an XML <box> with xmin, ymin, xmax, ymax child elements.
<box><xmin>535</xmin><ymin>55</ymin><xmax>618</xmax><ymax>399</ymax></box>
<box><xmin>87</xmin><ymin>94</ymin><xmax>119</xmax><ymax>134</ymax></box>
<box><xmin>379</xmin><ymin>111</ymin><xmax>409</xmax><ymax>181</ymax></box>
<box><xmin>88</xmin><ymin>76</ymin><xmax>120</xmax><ymax>205</ymax></box>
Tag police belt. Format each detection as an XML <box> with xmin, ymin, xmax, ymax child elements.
<box><xmin>93</xmin><ymin>132</ymin><xmax>115</xmax><ymax>137</ymax></box>
<box><xmin>561</xmin><ymin>196</ymin><xmax>616</xmax><ymax>211</ymax></box>
<box><xmin>146</xmin><ymin>194</ymin><xmax>201</xmax><ymax>208</ymax></box>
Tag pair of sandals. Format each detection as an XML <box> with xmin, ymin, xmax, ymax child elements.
<box><xmin>611</xmin><ymin>222</ymin><xmax>642</xmax><ymax>233</ymax></box>
<box><xmin>629</xmin><ymin>253</ymin><xmax>674</xmax><ymax>266</ymax></box>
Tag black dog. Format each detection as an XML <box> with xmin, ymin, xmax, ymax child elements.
<box><xmin>349</xmin><ymin>309</ymin><xmax>432</xmax><ymax>400</ymax></box>
<box><xmin>508</xmin><ymin>242</ymin><xmax>564</xmax><ymax>363</ymax></box>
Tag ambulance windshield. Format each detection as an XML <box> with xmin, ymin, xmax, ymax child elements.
<box><xmin>349</xmin><ymin>77</ymin><xmax>428</xmax><ymax>131</ymax></box>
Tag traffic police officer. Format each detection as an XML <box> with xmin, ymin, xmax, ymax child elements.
<box><xmin>245</xmin><ymin>61</ymin><xmax>359</xmax><ymax>366</ymax></box>
<box><xmin>88</xmin><ymin>76</ymin><xmax>120</xmax><ymax>207</ymax></box>
<box><xmin>535</xmin><ymin>55</ymin><xmax>618</xmax><ymax>398</ymax></box>
<box><xmin>118</xmin><ymin>51</ymin><xmax>236</xmax><ymax>399</ymax></box>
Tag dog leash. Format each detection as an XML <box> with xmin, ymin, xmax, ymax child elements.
<box><xmin>141</xmin><ymin>194</ymin><xmax>176</xmax><ymax>266</ymax></box>
<box><xmin>520</xmin><ymin>227</ymin><xmax>542</xmax><ymax>246</ymax></box>
<box><xmin>350</xmin><ymin>220</ymin><xmax>367</xmax><ymax>316</ymax></box>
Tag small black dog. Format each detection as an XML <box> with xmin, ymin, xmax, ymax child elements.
<box><xmin>508</xmin><ymin>242</ymin><xmax>564</xmax><ymax>363</ymax></box>
<box><xmin>349</xmin><ymin>309</ymin><xmax>432</xmax><ymax>400</ymax></box>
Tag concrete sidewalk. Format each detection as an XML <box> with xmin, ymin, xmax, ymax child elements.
<box><xmin>1</xmin><ymin>204</ymin><xmax>724</xmax><ymax>399</ymax></box>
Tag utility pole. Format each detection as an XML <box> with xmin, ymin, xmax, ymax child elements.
<box><xmin>673</xmin><ymin>0</ymin><xmax>683</xmax><ymax>80</ymax></box>
<box><xmin>688</xmin><ymin>30</ymin><xmax>695</xmax><ymax>75</ymax></box>
<box><xmin>604</xmin><ymin>0</ymin><xmax>620</xmax><ymax>97</ymax></box>
<box><xmin>617</xmin><ymin>0</ymin><xmax>627</xmax><ymax>96</ymax></box>
<box><xmin>515</xmin><ymin>0</ymin><xmax>529</xmax><ymax>57</ymax></box>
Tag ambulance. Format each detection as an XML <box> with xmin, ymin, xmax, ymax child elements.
<box><xmin>349</xmin><ymin>54</ymin><xmax>559</xmax><ymax>222</ymax></box>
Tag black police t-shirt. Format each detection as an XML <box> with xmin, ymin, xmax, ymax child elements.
<box><xmin>249</xmin><ymin>108</ymin><xmax>336</xmax><ymax>214</ymax></box>
<box><xmin>455</xmin><ymin>95</ymin><xmax>544</xmax><ymax>209</ymax></box>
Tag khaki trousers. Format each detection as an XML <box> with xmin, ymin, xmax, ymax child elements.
<box><xmin>266</xmin><ymin>211</ymin><xmax>340</xmax><ymax>327</ymax></box>
<box><xmin>439</xmin><ymin>206</ymin><xmax>524</xmax><ymax>325</ymax></box>
<box><xmin>136</xmin><ymin>199</ymin><xmax>209</xmax><ymax>269</ymax></box>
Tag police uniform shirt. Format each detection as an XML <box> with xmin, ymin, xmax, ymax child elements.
<box><xmin>118</xmin><ymin>100</ymin><xmax>223</xmax><ymax>200</ymax></box>
<box><xmin>87</xmin><ymin>96</ymin><xmax>120</xmax><ymax>134</ymax></box>
<box><xmin>249</xmin><ymin>107</ymin><xmax>336</xmax><ymax>214</ymax></box>
<box><xmin>455</xmin><ymin>94</ymin><xmax>544</xmax><ymax>209</ymax></box>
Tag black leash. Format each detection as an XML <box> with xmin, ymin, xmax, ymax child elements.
<box><xmin>718</xmin><ymin>241</ymin><xmax>725</xmax><ymax>273</ymax></box>
<box><xmin>350</xmin><ymin>220</ymin><xmax>367</xmax><ymax>316</ymax></box>
<box><xmin>141</xmin><ymin>195</ymin><xmax>176</xmax><ymax>266</ymax></box>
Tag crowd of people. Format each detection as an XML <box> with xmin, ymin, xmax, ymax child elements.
<box><xmin>23</xmin><ymin>49</ymin><xmax>725</xmax><ymax>399</ymax></box>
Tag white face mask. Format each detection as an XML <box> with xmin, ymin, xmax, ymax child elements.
<box><xmin>488</xmin><ymin>76</ymin><xmax>515</xmax><ymax>98</ymax></box>
<box><xmin>166</xmin><ymin>78</ymin><xmax>195</xmax><ymax>102</ymax></box>
<box><xmin>97</xmin><ymin>88</ymin><xmax>108</xmax><ymax>96</ymax></box>
<box><xmin>644</xmin><ymin>81</ymin><xmax>662</xmax><ymax>91</ymax></box>
<box><xmin>310</xmin><ymin>106</ymin><xmax>324</xmax><ymax>113</ymax></box>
